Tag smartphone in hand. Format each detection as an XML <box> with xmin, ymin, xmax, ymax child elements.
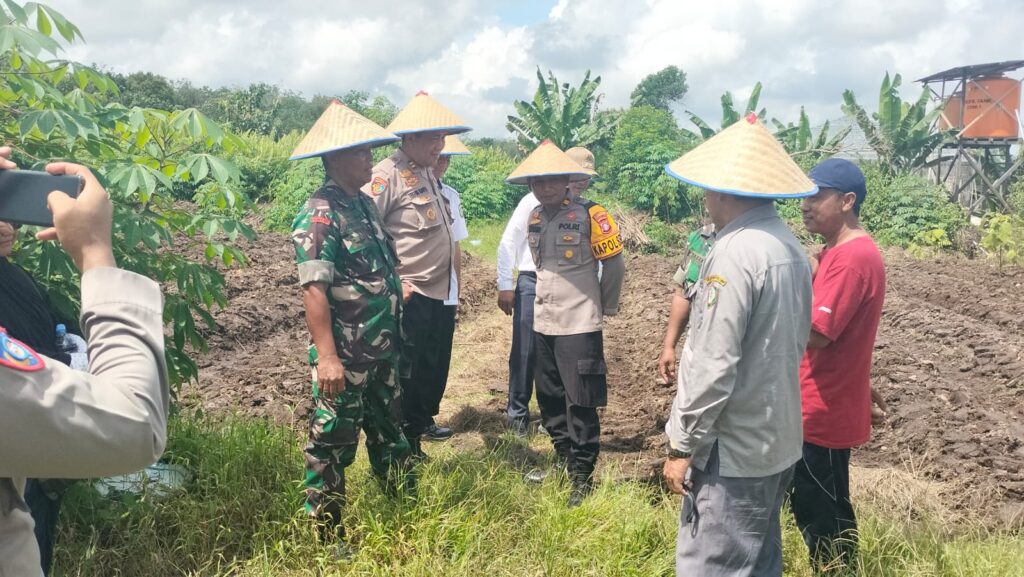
<box><xmin>0</xmin><ymin>169</ymin><xmax>82</xmax><ymax>227</ymax></box>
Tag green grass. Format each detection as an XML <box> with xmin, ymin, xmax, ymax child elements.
<box><xmin>54</xmin><ymin>414</ymin><xmax>1024</xmax><ymax>576</ymax></box>
<box><xmin>463</xmin><ymin>219</ymin><xmax>507</xmax><ymax>264</ymax></box>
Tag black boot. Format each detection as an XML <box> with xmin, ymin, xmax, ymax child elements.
<box><xmin>525</xmin><ymin>443</ymin><xmax>571</xmax><ymax>483</ymax></box>
<box><xmin>568</xmin><ymin>461</ymin><xmax>595</xmax><ymax>508</ymax></box>
<box><xmin>313</xmin><ymin>472</ymin><xmax>346</xmax><ymax>544</ymax></box>
<box><xmin>408</xmin><ymin>435</ymin><xmax>429</xmax><ymax>464</ymax></box>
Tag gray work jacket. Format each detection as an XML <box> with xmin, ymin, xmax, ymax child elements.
<box><xmin>666</xmin><ymin>204</ymin><xmax>811</xmax><ymax>478</ymax></box>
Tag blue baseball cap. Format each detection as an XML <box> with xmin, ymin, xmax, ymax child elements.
<box><xmin>808</xmin><ymin>158</ymin><xmax>866</xmax><ymax>204</ymax></box>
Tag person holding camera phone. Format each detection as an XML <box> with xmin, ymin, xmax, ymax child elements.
<box><xmin>0</xmin><ymin>146</ymin><xmax>170</xmax><ymax>577</ymax></box>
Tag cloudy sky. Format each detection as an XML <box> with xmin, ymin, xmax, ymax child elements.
<box><xmin>57</xmin><ymin>0</ymin><xmax>1024</xmax><ymax>137</ymax></box>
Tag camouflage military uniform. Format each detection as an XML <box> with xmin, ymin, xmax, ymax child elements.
<box><xmin>291</xmin><ymin>182</ymin><xmax>412</xmax><ymax>521</ymax></box>
<box><xmin>672</xmin><ymin>223</ymin><xmax>715</xmax><ymax>300</ymax></box>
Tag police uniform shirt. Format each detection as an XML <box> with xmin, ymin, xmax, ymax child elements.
<box><xmin>1</xmin><ymin>267</ymin><xmax>169</xmax><ymax>576</ymax></box>
<box><xmin>528</xmin><ymin>196</ymin><xmax>625</xmax><ymax>336</ymax></box>
<box><xmin>364</xmin><ymin>149</ymin><xmax>455</xmax><ymax>302</ymax></box>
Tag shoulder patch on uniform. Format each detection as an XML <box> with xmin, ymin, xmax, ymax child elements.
<box><xmin>704</xmin><ymin>275</ymin><xmax>727</xmax><ymax>308</ymax></box>
<box><xmin>0</xmin><ymin>330</ymin><xmax>45</xmax><ymax>372</ymax></box>
<box><xmin>587</xmin><ymin>204</ymin><xmax>623</xmax><ymax>260</ymax></box>
<box><xmin>370</xmin><ymin>177</ymin><xmax>388</xmax><ymax>197</ymax></box>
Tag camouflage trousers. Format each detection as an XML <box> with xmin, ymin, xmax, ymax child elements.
<box><xmin>303</xmin><ymin>354</ymin><xmax>413</xmax><ymax>520</ymax></box>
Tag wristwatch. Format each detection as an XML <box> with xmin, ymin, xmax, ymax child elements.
<box><xmin>668</xmin><ymin>447</ymin><xmax>692</xmax><ymax>459</ymax></box>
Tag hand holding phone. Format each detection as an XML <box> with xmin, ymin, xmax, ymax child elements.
<box><xmin>35</xmin><ymin>163</ymin><xmax>115</xmax><ymax>272</ymax></box>
<box><xmin>0</xmin><ymin>169</ymin><xmax>81</xmax><ymax>227</ymax></box>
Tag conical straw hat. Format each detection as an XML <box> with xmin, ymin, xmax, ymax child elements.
<box><xmin>665</xmin><ymin>113</ymin><xmax>817</xmax><ymax>197</ymax></box>
<box><xmin>387</xmin><ymin>91</ymin><xmax>471</xmax><ymax>135</ymax></box>
<box><xmin>289</xmin><ymin>100</ymin><xmax>399</xmax><ymax>160</ymax></box>
<box><xmin>440</xmin><ymin>135</ymin><xmax>471</xmax><ymax>156</ymax></box>
<box><xmin>506</xmin><ymin>140</ymin><xmax>591</xmax><ymax>185</ymax></box>
<box><xmin>565</xmin><ymin>146</ymin><xmax>598</xmax><ymax>177</ymax></box>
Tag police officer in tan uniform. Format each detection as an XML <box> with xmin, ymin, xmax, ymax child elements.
<box><xmin>363</xmin><ymin>92</ymin><xmax>471</xmax><ymax>457</ymax></box>
<box><xmin>507</xmin><ymin>140</ymin><xmax>625</xmax><ymax>506</ymax></box>
<box><xmin>0</xmin><ymin>150</ymin><xmax>169</xmax><ymax>577</ymax></box>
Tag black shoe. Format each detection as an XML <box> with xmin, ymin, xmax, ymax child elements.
<box><xmin>568</xmin><ymin>479</ymin><xmax>594</xmax><ymax>507</ymax></box>
<box><xmin>568</xmin><ymin>484</ymin><xmax>592</xmax><ymax>507</ymax></box>
<box><xmin>408</xmin><ymin>436</ymin><xmax>429</xmax><ymax>464</ymax></box>
<box><xmin>423</xmin><ymin>424</ymin><xmax>453</xmax><ymax>441</ymax></box>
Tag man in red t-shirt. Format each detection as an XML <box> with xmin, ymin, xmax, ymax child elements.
<box><xmin>792</xmin><ymin>158</ymin><xmax>887</xmax><ymax>573</ymax></box>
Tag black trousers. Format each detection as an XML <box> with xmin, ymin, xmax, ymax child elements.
<box><xmin>533</xmin><ymin>331</ymin><xmax>607</xmax><ymax>476</ymax></box>
<box><xmin>398</xmin><ymin>293</ymin><xmax>456</xmax><ymax>438</ymax></box>
<box><xmin>506</xmin><ymin>272</ymin><xmax>537</xmax><ymax>423</ymax></box>
<box><xmin>790</xmin><ymin>441</ymin><xmax>858</xmax><ymax>573</ymax></box>
<box><xmin>24</xmin><ymin>479</ymin><xmax>62</xmax><ymax>576</ymax></box>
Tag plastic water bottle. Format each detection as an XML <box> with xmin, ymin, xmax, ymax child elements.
<box><xmin>55</xmin><ymin>324</ymin><xmax>74</xmax><ymax>354</ymax></box>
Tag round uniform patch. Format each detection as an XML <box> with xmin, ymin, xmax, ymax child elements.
<box><xmin>0</xmin><ymin>330</ymin><xmax>45</xmax><ymax>372</ymax></box>
<box><xmin>566</xmin><ymin>211</ymin><xmax>577</xmax><ymax>221</ymax></box>
<box><xmin>426</xmin><ymin>208</ymin><xmax>437</xmax><ymax>220</ymax></box>
<box><xmin>370</xmin><ymin>177</ymin><xmax>388</xmax><ymax>197</ymax></box>
<box><xmin>564</xmin><ymin>249</ymin><xmax>574</xmax><ymax>259</ymax></box>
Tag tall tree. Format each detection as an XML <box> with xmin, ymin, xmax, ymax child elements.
<box><xmin>506</xmin><ymin>68</ymin><xmax>618</xmax><ymax>151</ymax></box>
<box><xmin>842</xmin><ymin>72</ymin><xmax>945</xmax><ymax>173</ymax></box>
<box><xmin>630</xmin><ymin>65</ymin><xmax>688</xmax><ymax>110</ymax></box>
<box><xmin>606</xmin><ymin>105</ymin><xmax>690</xmax><ymax>218</ymax></box>
<box><xmin>111</xmin><ymin>71</ymin><xmax>177</xmax><ymax>110</ymax></box>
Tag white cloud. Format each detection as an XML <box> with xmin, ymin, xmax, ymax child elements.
<box><xmin>49</xmin><ymin>0</ymin><xmax>1024</xmax><ymax>137</ymax></box>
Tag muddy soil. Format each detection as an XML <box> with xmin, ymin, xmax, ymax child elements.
<box><xmin>184</xmin><ymin>231</ymin><xmax>1024</xmax><ymax>522</ymax></box>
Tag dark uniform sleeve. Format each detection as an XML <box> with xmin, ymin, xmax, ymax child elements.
<box><xmin>292</xmin><ymin>197</ymin><xmax>341</xmax><ymax>287</ymax></box>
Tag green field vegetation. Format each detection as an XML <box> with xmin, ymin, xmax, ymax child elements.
<box><xmin>463</xmin><ymin>220</ymin><xmax>507</xmax><ymax>264</ymax></box>
<box><xmin>54</xmin><ymin>414</ymin><xmax>1024</xmax><ymax>577</ymax></box>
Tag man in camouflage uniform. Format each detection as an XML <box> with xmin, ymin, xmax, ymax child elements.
<box><xmin>657</xmin><ymin>222</ymin><xmax>714</xmax><ymax>383</ymax></box>
<box><xmin>289</xmin><ymin>100</ymin><xmax>411</xmax><ymax>546</ymax></box>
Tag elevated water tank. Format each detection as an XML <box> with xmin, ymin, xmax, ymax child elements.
<box><xmin>962</xmin><ymin>75</ymin><xmax>1020</xmax><ymax>139</ymax></box>
<box><xmin>939</xmin><ymin>93</ymin><xmax>963</xmax><ymax>130</ymax></box>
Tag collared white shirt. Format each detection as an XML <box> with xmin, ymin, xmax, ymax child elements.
<box><xmin>496</xmin><ymin>192</ymin><xmax>540</xmax><ymax>291</ymax></box>
<box><xmin>440</xmin><ymin>181</ymin><xmax>469</xmax><ymax>306</ymax></box>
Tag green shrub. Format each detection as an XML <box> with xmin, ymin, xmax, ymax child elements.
<box><xmin>229</xmin><ymin>131</ymin><xmax>301</xmax><ymax>201</ymax></box>
<box><xmin>445</xmin><ymin>146</ymin><xmax>522</xmax><ymax>222</ymax></box>
<box><xmin>641</xmin><ymin>218</ymin><xmax>684</xmax><ymax>254</ymax></box>
<box><xmin>980</xmin><ymin>213</ymin><xmax>1024</xmax><ymax>269</ymax></box>
<box><xmin>605</xmin><ymin>106</ymin><xmax>693</xmax><ymax>220</ymax></box>
<box><xmin>192</xmin><ymin>181</ymin><xmax>250</xmax><ymax>217</ymax></box>
<box><xmin>1007</xmin><ymin>177</ymin><xmax>1024</xmax><ymax>219</ymax></box>
<box><xmin>262</xmin><ymin>159</ymin><xmax>326</xmax><ymax>232</ymax></box>
<box><xmin>861</xmin><ymin>169</ymin><xmax>966</xmax><ymax>248</ymax></box>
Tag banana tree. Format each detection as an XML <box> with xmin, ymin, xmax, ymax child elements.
<box><xmin>772</xmin><ymin>107</ymin><xmax>851</xmax><ymax>169</ymax></box>
<box><xmin>683</xmin><ymin>81</ymin><xmax>766</xmax><ymax>141</ymax></box>
<box><xmin>506</xmin><ymin>68</ymin><xmax>618</xmax><ymax>151</ymax></box>
<box><xmin>842</xmin><ymin>72</ymin><xmax>945</xmax><ymax>173</ymax></box>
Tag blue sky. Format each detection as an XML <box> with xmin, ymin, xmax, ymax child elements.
<box><xmin>58</xmin><ymin>0</ymin><xmax>1024</xmax><ymax>139</ymax></box>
